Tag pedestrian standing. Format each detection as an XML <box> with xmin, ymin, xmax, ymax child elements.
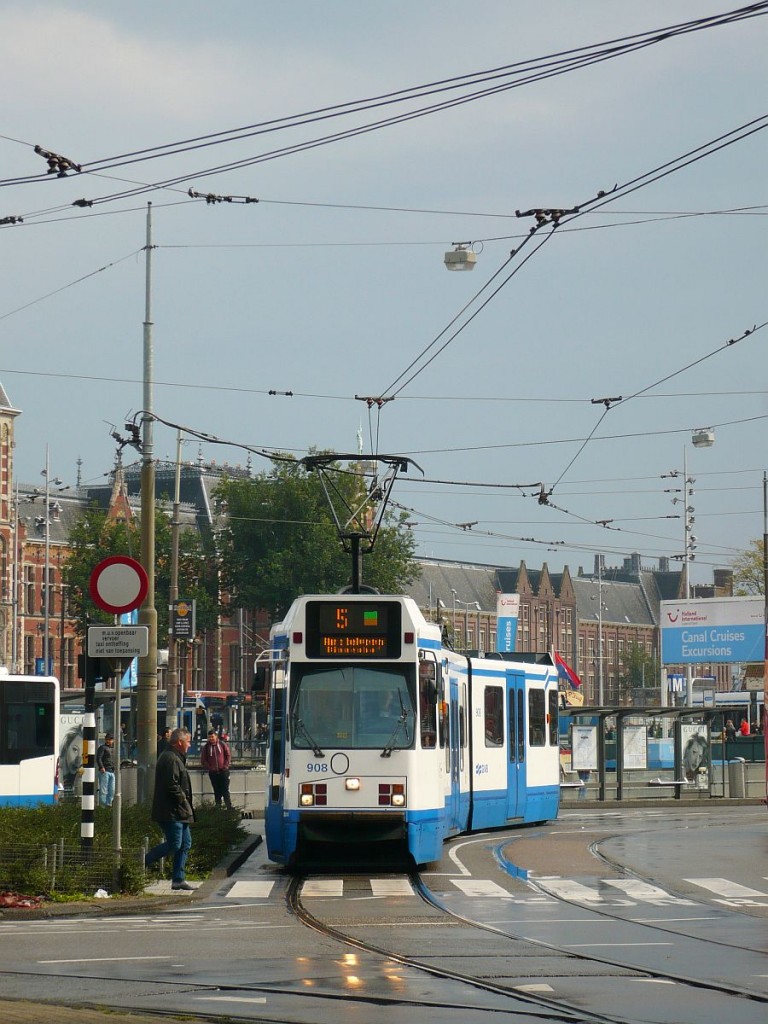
<box><xmin>96</xmin><ymin>732</ymin><xmax>116</xmax><ymax>807</ymax></box>
<box><xmin>144</xmin><ymin>727</ymin><xmax>195</xmax><ymax>891</ymax></box>
<box><xmin>157</xmin><ymin>727</ymin><xmax>171</xmax><ymax>756</ymax></box>
<box><xmin>200</xmin><ymin>728</ymin><xmax>233</xmax><ymax>809</ymax></box>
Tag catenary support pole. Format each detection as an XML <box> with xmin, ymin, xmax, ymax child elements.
<box><xmin>137</xmin><ymin>202</ymin><xmax>158</xmax><ymax>803</ymax></box>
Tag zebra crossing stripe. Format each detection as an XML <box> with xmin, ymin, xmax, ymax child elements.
<box><xmin>604</xmin><ymin>880</ymin><xmax>695</xmax><ymax>905</ymax></box>
<box><xmin>450</xmin><ymin>879</ymin><xmax>513</xmax><ymax>898</ymax></box>
<box><xmin>222</xmin><ymin>875</ymin><xmax>767</xmax><ymax>905</ymax></box>
<box><xmin>227</xmin><ymin>881</ymin><xmax>275</xmax><ymax>899</ymax></box>
<box><xmin>370</xmin><ymin>878</ymin><xmax>415</xmax><ymax>897</ymax></box>
<box><xmin>537</xmin><ymin>879</ymin><xmax>605</xmax><ymax>902</ymax></box>
<box><xmin>684</xmin><ymin>877</ymin><xmax>768</xmax><ymax>900</ymax></box>
<box><xmin>302</xmin><ymin>879</ymin><xmax>344</xmax><ymax>897</ymax></box>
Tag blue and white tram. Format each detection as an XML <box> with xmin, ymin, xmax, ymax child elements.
<box><xmin>0</xmin><ymin>674</ymin><xmax>60</xmax><ymax>807</ymax></box>
<box><xmin>264</xmin><ymin>594</ymin><xmax>560</xmax><ymax>867</ymax></box>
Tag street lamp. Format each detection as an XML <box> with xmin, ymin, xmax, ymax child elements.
<box><xmin>590</xmin><ymin>559</ymin><xmax>607</xmax><ymax>706</ymax></box>
<box><xmin>664</xmin><ymin>429</ymin><xmax>715</xmax><ymax>705</ymax></box>
<box><xmin>40</xmin><ymin>447</ymin><xmax>62</xmax><ymax>676</ymax></box>
<box><xmin>455</xmin><ymin>598</ymin><xmax>481</xmax><ymax>648</ymax></box>
<box><xmin>444</xmin><ymin>242</ymin><xmax>477</xmax><ymax>271</ymax></box>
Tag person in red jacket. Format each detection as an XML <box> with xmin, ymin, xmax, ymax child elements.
<box><xmin>200</xmin><ymin>729</ymin><xmax>233</xmax><ymax>809</ymax></box>
<box><xmin>739</xmin><ymin>718</ymin><xmax>751</xmax><ymax>737</ymax></box>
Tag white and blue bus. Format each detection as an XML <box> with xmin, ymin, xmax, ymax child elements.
<box><xmin>0</xmin><ymin>674</ymin><xmax>60</xmax><ymax>807</ymax></box>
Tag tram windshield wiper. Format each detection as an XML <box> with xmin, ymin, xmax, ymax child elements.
<box><xmin>381</xmin><ymin>690</ymin><xmax>412</xmax><ymax>758</ymax></box>
<box><xmin>292</xmin><ymin>714</ymin><xmax>325</xmax><ymax>758</ymax></box>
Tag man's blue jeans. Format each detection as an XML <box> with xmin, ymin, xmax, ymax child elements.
<box><xmin>145</xmin><ymin>821</ymin><xmax>192</xmax><ymax>883</ymax></box>
<box><xmin>98</xmin><ymin>771</ymin><xmax>115</xmax><ymax>807</ymax></box>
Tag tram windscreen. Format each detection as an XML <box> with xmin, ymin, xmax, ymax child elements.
<box><xmin>290</xmin><ymin>664</ymin><xmax>415</xmax><ymax>750</ymax></box>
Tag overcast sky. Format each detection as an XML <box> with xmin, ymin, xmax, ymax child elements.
<box><xmin>1</xmin><ymin>1</ymin><xmax>766</xmax><ymax>586</ymax></box>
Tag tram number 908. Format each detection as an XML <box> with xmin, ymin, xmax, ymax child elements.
<box><xmin>306</xmin><ymin>762</ymin><xmax>329</xmax><ymax>773</ymax></box>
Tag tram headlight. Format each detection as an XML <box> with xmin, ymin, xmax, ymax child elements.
<box><xmin>345</xmin><ymin>777</ymin><xmax>361</xmax><ymax>791</ymax></box>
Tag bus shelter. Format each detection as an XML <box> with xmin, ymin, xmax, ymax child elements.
<box><xmin>560</xmin><ymin>705</ymin><xmax>731</xmax><ymax>802</ymax></box>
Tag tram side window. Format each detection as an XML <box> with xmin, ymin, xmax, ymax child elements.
<box><xmin>528</xmin><ymin>689</ymin><xmax>546</xmax><ymax>747</ymax></box>
<box><xmin>517</xmin><ymin>690</ymin><xmax>525</xmax><ymax>761</ymax></box>
<box><xmin>548</xmin><ymin>690</ymin><xmax>559</xmax><ymax>746</ymax></box>
<box><xmin>484</xmin><ymin>686</ymin><xmax>504</xmax><ymax>747</ymax></box>
<box><xmin>419</xmin><ymin>660</ymin><xmax>437</xmax><ymax>748</ymax></box>
<box><xmin>438</xmin><ymin>688</ymin><xmax>449</xmax><ymax>750</ymax></box>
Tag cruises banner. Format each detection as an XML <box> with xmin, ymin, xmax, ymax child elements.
<box><xmin>495</xmin><ymin>594</ymin><xmax>520</xmax><ymax>652</ymax></box>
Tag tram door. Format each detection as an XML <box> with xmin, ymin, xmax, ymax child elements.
<box><xmin>506</xmin><ymin>673</ymin><xmax>526</xmax><ymax>820</ymax></box>
<box><xmin>448</xmin><ymin>675</ymin><xmax>461</xmax><ymax>829</ymax></box>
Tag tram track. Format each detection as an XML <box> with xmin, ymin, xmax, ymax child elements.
<box><xmin>288</xmin><ymin>873</ymin><xmax>643</xmax><ymax>1024</ymax></box>
<box><xmin>288</xmin><ymin>869</ymin><xmax>768</xmax><ymax>1023</ymax></box>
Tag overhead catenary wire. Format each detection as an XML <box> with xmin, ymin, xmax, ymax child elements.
<box><xmin>544</xmin><ymin>319</ymin><xmax>766</xmax><ymax>496</ymax></box>
<box><xmin>2</xmin><ymin>2</ymin><xmax>765</xmax><ymax>196</ymax></box>
<box><xmin>374</xmin><ymin>116</ymin><xmax>768</xmax><ymax>407</ymax></box>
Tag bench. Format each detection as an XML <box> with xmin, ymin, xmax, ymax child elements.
<box><xmin>560</xmin><ymin>768</ymin><xmax>587</xmax><ymax>790</ymax></box>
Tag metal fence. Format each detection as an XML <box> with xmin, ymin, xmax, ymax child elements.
<box><xmin>0</xmin><ymin>840</ymin><xmax>147</xmax><ymax>897</ymax></box>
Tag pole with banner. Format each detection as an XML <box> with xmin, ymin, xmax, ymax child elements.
<box><xmin>495</xmin><ymin>594</ymin><xmax>520</xmax><ymax>653</ymax></box>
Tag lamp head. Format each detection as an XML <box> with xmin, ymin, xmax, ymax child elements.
<box><xmin>444</xmin><ymin>243</ymin><xmax>477</xmax><ymax>271</ymax></box>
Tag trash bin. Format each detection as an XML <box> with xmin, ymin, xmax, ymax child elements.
<box><xmin>120</xmin><ymin>763</ymin><xmax>138</xmax><ymax>807</ymax></box>
<box><xmin>728</xmin><ymin>757</ymin><xmax>746</xmax><ymax>799</ymax></box>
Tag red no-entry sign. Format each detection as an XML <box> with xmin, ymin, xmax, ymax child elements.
<box><xmin>89</xmin><ymin>555</ymin><xmax>148</xmax><ymax>614</ymax></box>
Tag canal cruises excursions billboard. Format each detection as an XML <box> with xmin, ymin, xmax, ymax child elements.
<box><xmin>660</xmin><ymin>597</ymin><xmax>764</xmax><ymax>665</ymax></box>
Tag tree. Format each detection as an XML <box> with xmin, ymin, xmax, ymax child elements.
<box><xmin>215</xmin><ymin>458</ymin><xmax>418</xmax><ymax>622</ymax></box>
<box><xmin>618</xmin><ymin>642</ymin><xmax>659</xmax><ymax>703</ymax></box>
<box><xmin>63</xmin><ymin>503</ymin><xmax>217</xmax><ymax>640</ymax></box>
<box><xmin>731</xmin><ymin>538</ymin><xmax>764</xmax><ymax>595</ymax></box>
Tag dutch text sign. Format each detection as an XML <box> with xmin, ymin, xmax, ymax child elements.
<box><xmin>88</xmin><ymin>626</ymin><xmax>149</xmax><ymax>659</ymax></box>
<box><xmin>660</xmin><ymin>597</ymin><xmax>764</xmax><ymax>664</ymax></box>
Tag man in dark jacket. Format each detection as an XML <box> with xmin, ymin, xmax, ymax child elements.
<box><xmin>144</xmin><ymin>727</ymin><xmax>195</xmax><ymax>891</ymax></box>
<box><xmin>200</xmin><ymin>728</ymin><xmax>233</xmax><ymax>809</ymax></box>
<box><xmin>96</xmin><ymin>732</ymin><xmax>115</xmax><ymax>807</ymax></box>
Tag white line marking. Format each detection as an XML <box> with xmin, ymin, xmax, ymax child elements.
<box><xmin>193</xmin><ymin>996</ymin><xmax>267</xmax><ymax>1005</ymax></box>
<box><xmin>632</xmin><ymin>917</ymin><xmax>718</xmax><ymax>923</ymax></box>
<box><xmin>566</xmin><ymin>942</ymin><xmax>674</xmax><ymax>948</ymax></box>
<box><xmin>39</xmin><ymin>956</ymin><xmax>171</xmax><ymax>964</ymax></box>
<box><xmin>515</xmin><ymin>983</ymin><xmax>554</xmax><ymax>993</ymax></box>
